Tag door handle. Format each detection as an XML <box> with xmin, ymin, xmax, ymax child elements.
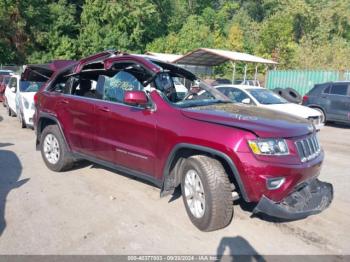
<box><xmin>59</xmin><ymin>99</ymin><xmax>69</xmax><ymax>104</ymax></box>
<box><xmin>98</xmin><ymin>107</ymin><xmax>110</xmax><ymax>112</ymax></box>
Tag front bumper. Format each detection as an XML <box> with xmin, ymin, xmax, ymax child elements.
<box><xmin>253</xmin><ymin>179</ymin><xmax>333</xmax><ymax>220</ymax></box>
<box><xmin>23</xmin><ymin>109</ymin><xmax>35</xmax><ymax>126</ymax></box>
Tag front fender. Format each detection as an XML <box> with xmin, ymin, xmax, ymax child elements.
<box><xmin>161</xmin><ymin>143</ymin><xmax>250</xmax><ymax>202</ymax></box>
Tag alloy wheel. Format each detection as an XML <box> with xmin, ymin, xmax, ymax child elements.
<box><xmin>43</xmin><ymin>134</ymin><xmax>60</xmax><ymax>165</ymax></box>
<box><xmin>184</xmin><ymin>169</ymin><xmax>206</xmax><ymax>218</ymax></box>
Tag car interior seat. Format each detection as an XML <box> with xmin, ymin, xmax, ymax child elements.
<box><xmin>76</xmin><ymin>79</ymin><xmax>93</xmax><ymax>97</ymax></box>
<box><xmin>95</xmin><ymin>75</ymin><xmax>106</xmax><ymax>100</ymax></box>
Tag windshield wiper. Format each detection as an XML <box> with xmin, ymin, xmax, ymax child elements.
<box><xmin>180</xmin><ymin>99</ymin><xmax>232</xmax><ymax>108</ymax></box>
<box><xmin>216</xmin><ymin>100</ymin><xmax>232</xmax><ymax>103</ymax></box>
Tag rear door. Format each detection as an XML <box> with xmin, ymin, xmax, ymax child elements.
<box><xmin>49</xmin><ymin>75</ymin><xmax>97</xmax><ymax>155</ymax></box>
<box><xmin>327</xmin><ymin>83</ymin><xmax>350</xmax><ymax>122</ymax></box>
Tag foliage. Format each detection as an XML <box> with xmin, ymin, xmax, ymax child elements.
<box><xmin>0</xmin><ymin>0</ymin><xmax>349</xmax><ymax>74</ymax></box>
<box><xmin>28</xmin><ymin>0</ymin><xmax>79</xmax><ymax>63</ymax></box>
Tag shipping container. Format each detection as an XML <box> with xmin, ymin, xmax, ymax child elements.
<box><xmin>265</xmin><ymin>70</ymin><xmax>349</xmax><ymax>95</ymax></box>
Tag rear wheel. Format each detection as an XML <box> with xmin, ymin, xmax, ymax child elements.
<box><xmin>181</xmin><ymin>155</ymin><xmax>234</xmax><ymax>231</ymax></box>
<box><xmin>40</xmin><ymin>125</ymin><xmax>74</xmax><ymax>172</ymax></box>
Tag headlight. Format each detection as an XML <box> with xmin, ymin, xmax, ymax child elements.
<box><xmin>23</xmin><ymin>97</ymin><xmax>29</xmax><ymax>109</ymax></box>
<box><xmin>248</xmin><ymin>139</ymin><xmax>289</xmax><ymax>155</ymax></box>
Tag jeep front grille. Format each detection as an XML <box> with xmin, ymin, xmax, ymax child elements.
<box><xmin>295</xmin><ymin>134</ymin><xmax>321</xmax><ymax>162</ymax></box>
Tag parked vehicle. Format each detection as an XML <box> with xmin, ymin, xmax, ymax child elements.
<box><xmin>0</xmin><ymin>69</ymin><xmax>14</xmax><ymax>75</ymax></box>
<box><xmin>16</xmin><ymin>81</ymin><xmax>43</xmax><ymax>128</ymax></box>
<box><xmin>303</xmin><ymin>81</ymin><xmax>350</xmax><ymax>125</ymax></box>
<box><xmin>215</xmin><ymin>85</ymin><xmax>324</xmax><ymax>130</ymax></box>
<box><xmin>0</xmin><ymin>75</ymin><xmax>11</xmax><ymax>104</ymax></box>
<box><xmin>15</xmin><ymin>61</ymin><xmax>74</xmax><ymax>128</ymax></box>
<box><xmin>4</xmin><ymin>75</ymin><xmax>20</xmax><ymax>117</ymax></box>
<box><xmin>34</xmin><ymin>51</ymin><xmax>332</xmax><ymax>231</ymax></box>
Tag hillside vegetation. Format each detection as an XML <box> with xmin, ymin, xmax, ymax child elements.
<box><xmin>0</xmin><ymin>0</ymin><xmax>349</xmax><ymax>71</ymax></box>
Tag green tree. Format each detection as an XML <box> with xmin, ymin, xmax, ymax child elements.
<box><xmin>258</xmin><ymin>13</ymin><xmax>297</xmax><ymax>67</ymax></box>
<box><xmin>0</xmin><ymin>0</ymin><xmax>51</xmax><ymax>64</ymax></box>
<box><xmin>147</xmin><ymin>15</ymin><xmax>215</xmax><ymax>53</ymax></box>
<box><xmin>78</xmin><ymin>0</ymin><xmax>161</xmax><ymax>56</ymax></box>
<box><xmin>28</xmin><ymin>0</ymin><xmax>79</xmax><ymax>63</ymax></box>
<box><xmin>294</xmin><ymin>37</ymin><xmax>350</xmax><ymax>70</ymax></box>
<box><xmin>226</xmin><ymin>24</ymin><xmax>244</xmax><ymax>51</ymax></box>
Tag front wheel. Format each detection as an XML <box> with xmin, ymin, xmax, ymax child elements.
<box><xmin>181</xmin><ymin>155</ymin><xmax>234</xmax><ymax>231</ymax></box>
<box><xmin>18</xmin><ymin>110</ymin><xmax>26</xmax><ymax>128</ymax></box>
<box><xmin>7</xmin><ymin>105</ymin><xmax>12</xmax><ymax>116</ymax></box>
<box><xmin>40</xmin><ymin>125</ymin><xmax>74</xmax><ymax>172</ymax></box>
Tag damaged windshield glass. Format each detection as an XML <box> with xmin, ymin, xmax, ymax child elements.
<box><xmin>153</xmin><ymin>72</ymin><xmax>231</xmax><ymax>108</ymax></box>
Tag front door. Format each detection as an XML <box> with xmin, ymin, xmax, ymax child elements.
<box><xmin>94</xmin><ymin>71</ymin><xmax>157</xmax><ymax>176</ymax></box>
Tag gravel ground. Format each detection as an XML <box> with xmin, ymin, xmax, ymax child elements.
<box><xmin>0</xmin><ymin>105</ymin><xmax>349</xmax><ymax>256</ymax></box>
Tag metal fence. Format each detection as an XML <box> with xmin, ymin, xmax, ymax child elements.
<box><xmin>265</xmin><ymin>70</ymin><xmax>350</xmax><ymax>95</ymax></box>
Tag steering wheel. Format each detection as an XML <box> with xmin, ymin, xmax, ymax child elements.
<box><xmin>183</xmin><ymin>92</ymin><xmax>198</xmax><ymax>100</ymax></box>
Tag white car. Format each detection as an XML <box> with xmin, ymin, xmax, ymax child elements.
<box><xmin>4</xmin><ymin>75</ymin><xmax>20</xmax><ymax>117</ymax></box>
<box><xmin>215</xmin><ymin>85</ymin><xmax>324</xmax><ymax>130</ymax></box>
<box><xmin>15</xmin><ymin>80</ymin><xmax>43</xmax><ymax>128</ymax></box>
<box><xmin>4</xmin><ymin>74</ymin><xmax>41</xmax><ymax>128</ymax></box>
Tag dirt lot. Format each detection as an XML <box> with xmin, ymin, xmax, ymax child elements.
<box><xmin>0</xmin><ymin>105</ymin><xmax>349</xmax><ymax>256</ymax></box>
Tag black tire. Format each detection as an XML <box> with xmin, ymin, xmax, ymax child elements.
<box><xmin>18</xmin><ymin>110</ymin><xmax>26</xmax><ymax>128</ymax></box>
<box><xmin>181</xmin><ymin>155</ymin><xmax>233</xmax><ymax>231</ymax></box>
<box><xmin>7</xmin><ymin>105</ymin><xmax>12</xmax><ymax>116</ymax></box>
<box><xmin>283</xmin><ymin>88</ymin><xmax>302</xmax><ymax>104</ymax></box>
<box><xmin>272</xmin><ymin>88</ymin><xmax>283</xmax><ymax>96</ymax></box>
<box><xmin>40</xmin><ymin>125</ymin><xmax>74</xmax><ymax>172</ymax></box>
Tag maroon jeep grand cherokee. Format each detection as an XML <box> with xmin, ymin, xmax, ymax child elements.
<box><xmin>34</xmin><ymin>51</ymin><xmax>333</xmax><ymax>231</ymax></box>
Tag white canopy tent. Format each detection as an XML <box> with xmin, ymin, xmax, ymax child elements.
<box><xmin>145</xmin><ymin>51</ymin><xmax>213</xmax><ymax>75</ymax></box>
<box><xmin>173</xmin><ymin>48</ymin><xmax>278</xmax><ymax>84</ymax></box>
<box><xmin>144</xmin><ymin>52</ymin><xmax>182</xmax><ymax>63</ymax></box>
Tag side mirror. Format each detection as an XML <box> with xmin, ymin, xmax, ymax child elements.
<box><xmin>124</xmin><ymin>91</ymin><xmax>148</xmax><ymax>106</ymax></box>
<box><xmin>10</xmin><ymin>87</ymin><xmax>16</xmax><ymax>93</ymax></box>
<box><xmin>241</xmin><ymin>98</ymin><xmax>251</xmax><ymax>104</ymax></box>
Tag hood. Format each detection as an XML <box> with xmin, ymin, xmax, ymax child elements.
<box><xmin>182</xmin><ymin>103</ymin><xmax>313</xmax><ymax>138</ymax></box>
<box><xmin>259</xmin><ymin>103</ymin><xmax>321</xmax><ymax>119</ymax></box>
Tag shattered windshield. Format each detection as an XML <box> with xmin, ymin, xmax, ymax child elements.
<box><xmin>146</xmin><ymin>59</ymin><xmax>231</xmax><ymax>108</ymax></box>
<box><xmin>153</xmin><ymin>73</ymin><xmax>231</xmax><ymax>108</ymax></box>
